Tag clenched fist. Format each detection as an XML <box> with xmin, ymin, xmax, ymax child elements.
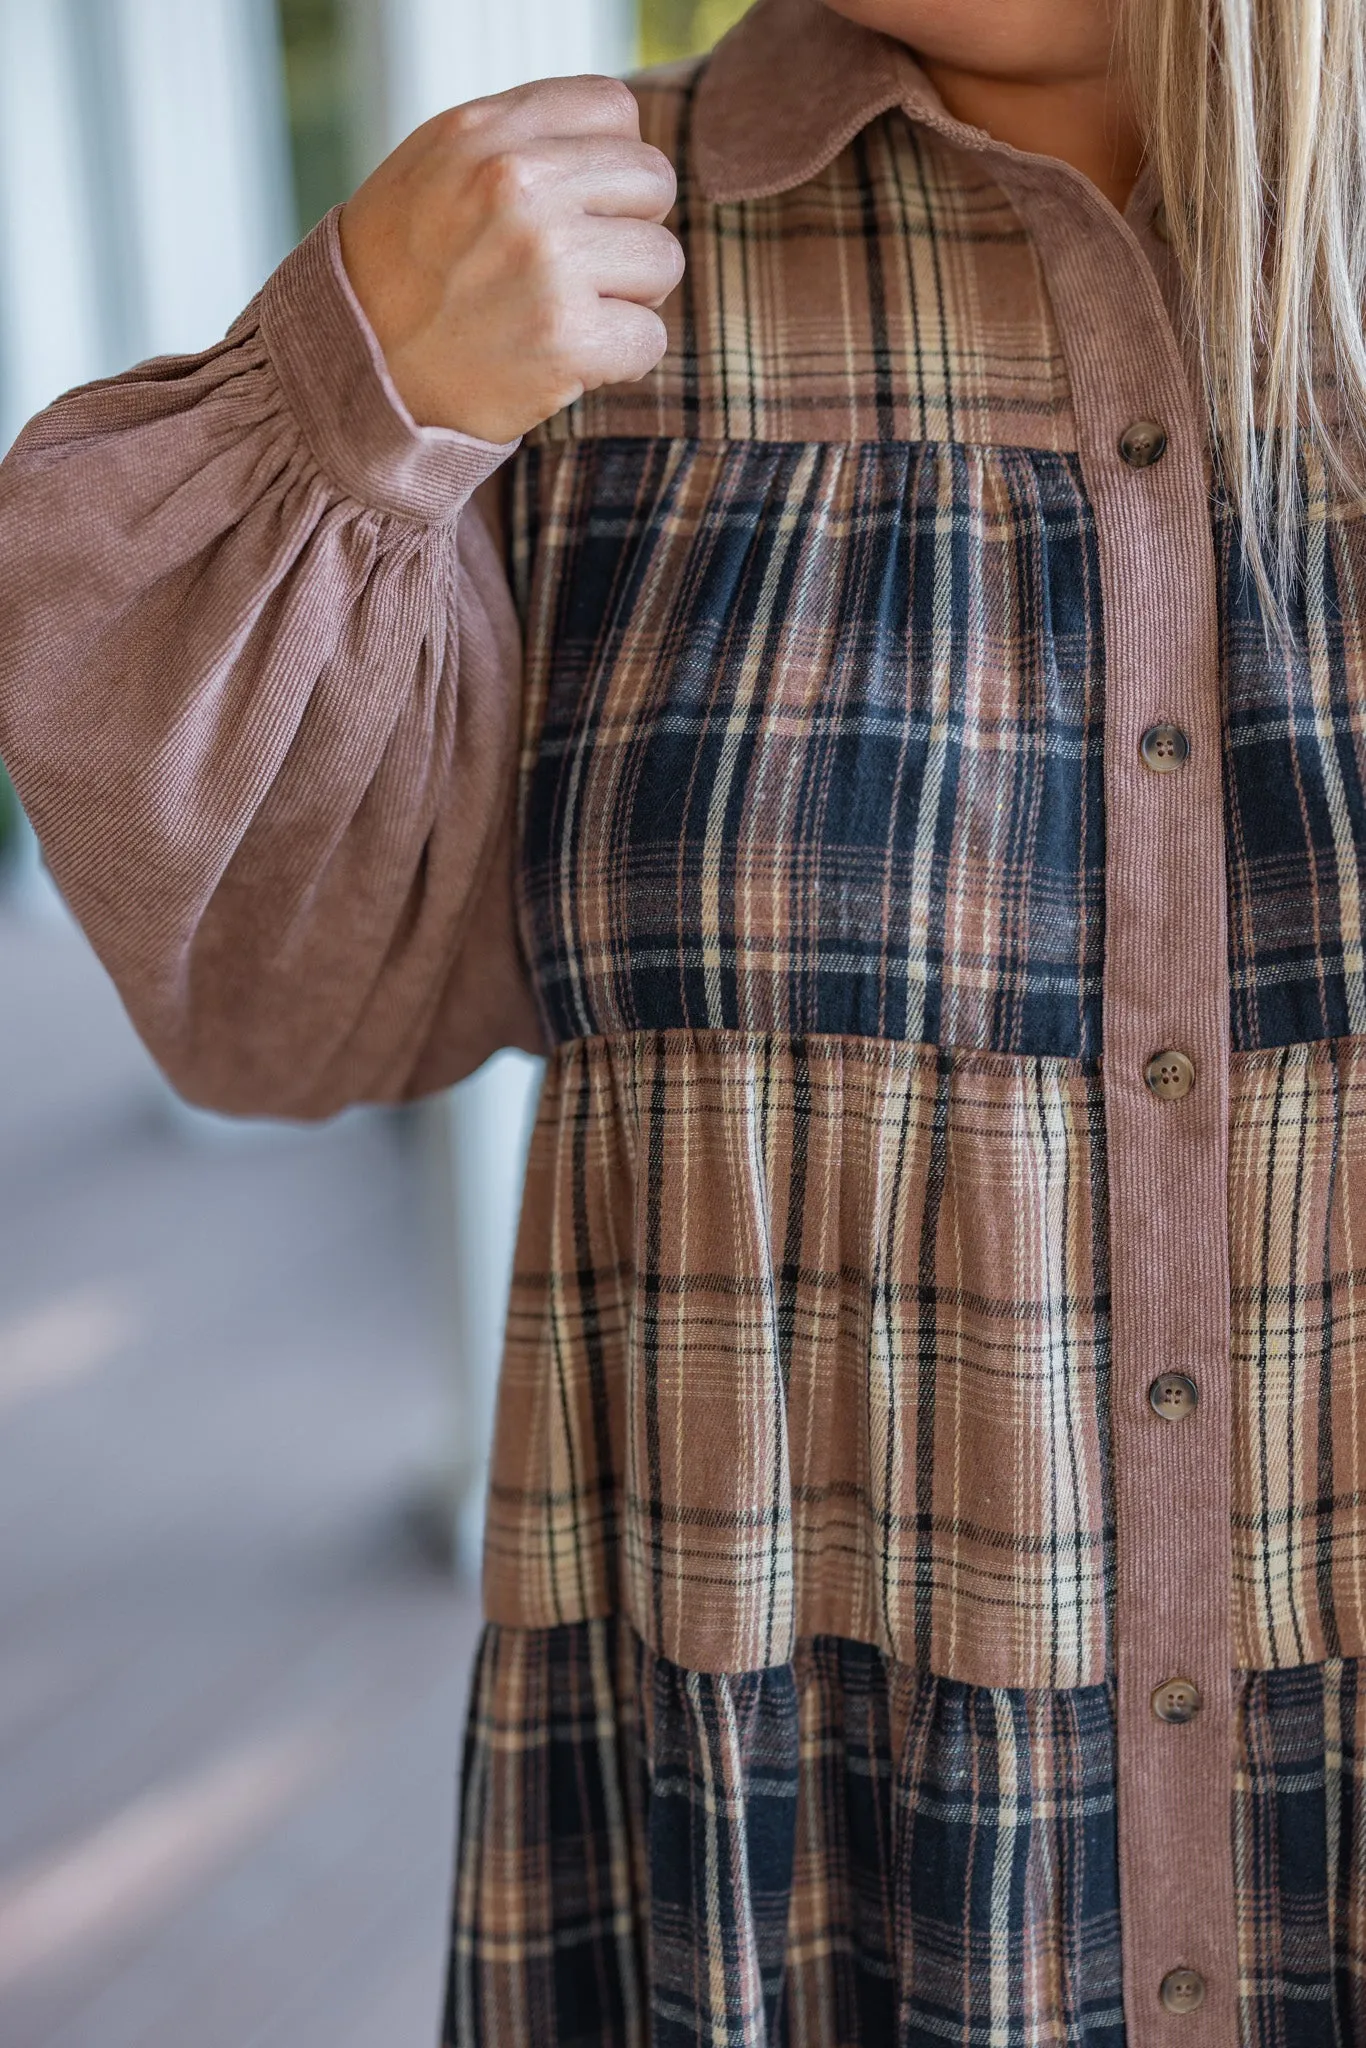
<box><xmin>339</xmin><ymin>75</ymin><xmax>683</xmax><ymax>442</ymax></box>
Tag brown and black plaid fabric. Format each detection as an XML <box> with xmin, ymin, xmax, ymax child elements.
<box><xmin>1230</xmin><ymin>1041</ymin><xmax>1366</xmax><ymax>1668</ymax></box>
<box><xmin>446</xmin><ymin>1620</ymin><xmax>1366</xmax><ymax>2048</ymax></box>
<box><xmin>484</xmin><ymin>1032</ymin><xmax>1112</xmax><ymax>1688</ymax></box>
<box><xmin>532</xmin><ymin>95</ymin><xmax>1076</xmax><ymax>450</ymax></box>
<box><xmin>484</xmin><ymin>1034</ymin><xmax>1366</xmax><ymax>1687</ymax></box>
<box><xmin>1222</xmin><ymin>451</ymin><xmax>1366</xmax><ymax>1053</ymax></box>
<box><xmin>513</xmin><ymin>434</ymin><xmax>1106</xmax><ymax>1058</ymax></box>
<box><xmin>454</xmin><ymin>42</ymin><xmax>1366</xmax><ymax>2048</ymax></box>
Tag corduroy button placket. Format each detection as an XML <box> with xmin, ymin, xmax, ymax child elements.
<box><xmin>966</xmin><ymin>145</ymin><xmax>1238</xmax><ymax>2048</ymax></box>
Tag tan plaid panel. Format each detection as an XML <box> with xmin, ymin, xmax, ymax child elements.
<box><xmin>528</xmin><ymin>75</ymin><xmax>1076</xmax><ymax>452</ymax></box>
<box><xmin>486</xmin><ymin>1031</ymin><xmax>1366</xmax><ymax>1686</ymax></box>
<box><xmin>484</xmin><ymin>1030</ymin><xmax>1112</xmax><ymax>1689</ymax></box>
<box><xmin>1231</xmin><ymin>1040</ymin><xmax>1366</xmax><ymax>1667</ymax></box>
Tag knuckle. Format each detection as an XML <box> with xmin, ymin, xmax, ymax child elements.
<box><xmin>634</xmin><ymin>226</ymin><xmax>685</xmax><ymax>302</ymax></box>
<box><xmin>590</xmin><ymin>74</ymin><xmax>640</xmax><ymax>128</ymax></box>
<box><xmin>616</xmin><ymin>306</ymin><xmax>668</xmax><ymax>381</ymax></box>
<box><xmin>432</xmin><ymin>98</ymin><xmax>485</xmax><ymax>148</ymax></box>
<box><xmin>640</xmin><ymin>143</ymin><xmax>678</xmax><ymax>196</ymax></box>
<box><xmin>539</xmin><ymin>238</ymin><xmax>586</xmax><ymax>307</ymax></box>
<box><xmin>476</xmin><ymin>146</ymin><xmax>539</xmax><ymax>214</ymax></box>
<box><xmin>658</xmin><ymin>227</ymin><xmax>686</xmax><ymax>278</ymax></box>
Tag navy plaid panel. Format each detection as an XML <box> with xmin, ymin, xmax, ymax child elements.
<box><xmin>515</xmin><ymin>436</ymin><xmax>1107</xmax><ymax>1060</ymax></box>
<box><xmin>1235</xmin><ymin>1659</ymin><xmax>1365</xmax><ymax>2048</ymax></box>
<box><xmin>522</xmin><ymin>434</ymin><xmax>1366</xmax><ymax>1065</ymax></box>
<box><xmin>785</xmin><ymin>1636</ymin><xmax>901</xmax><ymax>2044</ymax></box>
<box><xmin>649</xmin><ymin>1654</ymin><xmax>799</xmax><ymax>2047</ymax></box>
<box><xmin>889</xmin><ymin>1667</ymin><xmax>1123</xmax><ymax>2048</ymax></box>
<box><xmin>448</xmin><ymin>1623</ymin><xmax>1128</xmax><ymax>2047</ymax></box>
<box><xmin>786</xmin><ymin>1639</ymin><xmax>1124</xmax><ymax>2048</ymax></box>
<box><xmin>1223</xmin><ymin>457</ymin><xmax>1366</xmax><ymax>1052</ymax></box>
<box><xmin>447</xmin><ymin>1620</ymin><xmax>646</xmax><ymax>2048</ymax></box>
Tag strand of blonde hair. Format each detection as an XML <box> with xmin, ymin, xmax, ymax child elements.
<box><xmin>1128</xmin><ymin>0</ymin><xmax>1366</xmax><ymax>621</ymax></box>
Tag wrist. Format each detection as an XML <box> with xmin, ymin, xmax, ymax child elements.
<box><xmin>338</xmin><ymin>198</ymin><xmax>519</xmax><ymax>438</ymax></box>
<box><xmin>261</xmin><ymin>210</ymin><xmax>519</xmax><ymax>523</ymax></box>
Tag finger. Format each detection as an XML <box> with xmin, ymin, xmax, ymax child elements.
<box><xmin>574</xmin><ymin>300</ymin><xmax>670</xmax><ymax>390</ymax></box>
<box><xmin>522</xmin><ymin>134</ymin><xmax>677</xmax><ymax>224</ymax></box>
<box><xmin>574</xmin><ymin>217</ymin><xmax>685</xmax><ymax>308</ymax></box>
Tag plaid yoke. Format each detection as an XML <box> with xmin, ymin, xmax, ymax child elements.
<box><xmin>449</xmin><ymin>53</ymin><xmax>1366</xmax><ymax>2048</ymax></box>
<box><xmin>534</xmin><ymin>102</ymin><xmax>1075</xmax><ymax>450</ymax></box>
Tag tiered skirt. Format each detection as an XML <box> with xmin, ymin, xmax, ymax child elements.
<box><xmin>444</xmin><ymin>1619</ymin><xmax>1366</xmax><ymax>2047</ymax></box>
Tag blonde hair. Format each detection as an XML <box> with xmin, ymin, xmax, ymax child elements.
<box><xmin>1129</xmin><ymin>0</ymin><xmax>1366</xmax><ymax>616</ymax></box>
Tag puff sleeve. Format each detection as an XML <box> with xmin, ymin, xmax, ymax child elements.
<box><xmin>0</xmin><ymin>210</ymin><xmax>548</xmax><ymax>1118</ymax></box>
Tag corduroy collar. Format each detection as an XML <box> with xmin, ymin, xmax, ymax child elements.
<box><xmin>692</xmin><ymin>0</ymin><xmax>973</xmax><ymax>204</ymax></box>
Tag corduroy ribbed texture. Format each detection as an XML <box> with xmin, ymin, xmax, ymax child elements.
<box><xmin>0</xmin><ymin>210</ymin><xmax>547</xmax><ymax>1117</ymax></box>
<box><xmin>997</xmin><ymin>160</ymin><xmax>1238</xmax><ymax>2045</ymax></box>
<box><xmin>260</xmin><ymin>210</ymin><xmax>520</xmax><ymax>523</ymax></box>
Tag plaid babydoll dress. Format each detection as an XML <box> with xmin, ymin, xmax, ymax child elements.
<box><xmin>442</xmin><ymin>6</ymin><xmax>1366</xmax><ymax>2045</ymax></box>
<box><xmin>5</xmin><ymin>0</ymin><xmax>1366</xmax><ymax>2043</ymax></box>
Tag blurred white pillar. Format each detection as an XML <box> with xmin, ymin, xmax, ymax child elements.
<box><xmin>0</xmin><ymin>0</ymin><xmax>294</xmax><ymax>905</ymax></box>
<box><xmin>423</xmin><ymin>1050</ymin><xmax>545</xmax><ymax>1574</ymax></box>
<box><xmin>91</xmin><ymin>0</ymin><xmax>294</xmax><ymax>359</ymax></box>
<box><xmin>349</xmin><ymin>0</ymin><xmax>637</xmax><ymax>1571</ymax></box>
<box><xmin>0</xmin><ymin>1</ymin><xmax>106</xmax><ymax>445</ymax></box>
<box><xmin>0</xmin><ymin>0</ymin><xmax>292</xmax><ymax>441</ymax></box>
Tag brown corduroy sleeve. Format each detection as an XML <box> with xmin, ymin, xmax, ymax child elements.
<box><xmin>0</xmin><ymin>207</ymin><xmax>549</xmax><ymax>1119</ymax></box>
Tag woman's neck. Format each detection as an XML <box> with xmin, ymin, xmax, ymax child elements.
<box><xmin>920</xmin><ymin>60</ymin><xmax>1143</xmax><ymax>213</ymax></box>
<box><xmin>817</xmin><ymin>1</ymin><xmax>1144</xmax><ymax>215</ymax></box>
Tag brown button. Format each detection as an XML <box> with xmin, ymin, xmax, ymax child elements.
<box><xmin>1160</xmin><ymin>1968</ymin><xmax>1206</xmax><ymax>2015</ymax></box>
<box><xmin>1149</xmin><ymin>1372</ymin><xmax>1199</xmax><ymax>1422</ymax></box>
<box><xmin>1120</xmin><ymin>419</ymin><xmax>1168</xmax><ymax>469</ymax></box>
<box><xmin>1140</xmin><ymin>723</ymin><xmax>1190</xmax><ymax>773</ymax></box>
<box><xmin>1145</xmin><ymin>1049</ymin><xmax>1195</xmax><ymax>1100</ymax></box>
<box><xmin>1152</xmin><ymin>1677</ymin><xmax>1202</xmax><ymax>1723</ymax></box>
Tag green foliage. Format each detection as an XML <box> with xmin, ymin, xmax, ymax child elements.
<box><xmin>273</xmin><ymin>0</ymin><xmax>754</xmax><ymax>240</ymax></box>
<box><xmin>0</xmin><ymin>762</ymin><xmax>20</xmax><ymax>867</ymax></box>
<box><xmin>278</xmin><ymin>0</ymin><xmax>354</xmax><ymax>234</ymax></box>
<box><xmin>639</xmin><ymin>0</ymin><xmax>751</xmax><ymax>64</ymax></box>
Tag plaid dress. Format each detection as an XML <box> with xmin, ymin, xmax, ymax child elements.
<box><xmin>442</xmin><ymin>7</ymin><xmax>1366</xmax><ymax>2043</ymax></box>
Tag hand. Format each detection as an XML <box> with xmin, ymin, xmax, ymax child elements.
<box><xmin>338</xmin><ymin>75</ymin><xmax>683</xmax><ymax>442</ymax></box>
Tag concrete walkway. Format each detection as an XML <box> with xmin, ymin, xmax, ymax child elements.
<box><xmin>0</xmin><ymin>904</ymin><xmax>479</xmax><ymax>2048</ymax></box>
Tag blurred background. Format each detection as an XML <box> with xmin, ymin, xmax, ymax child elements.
<box><xmin>0</xmin><ymin>2</ymin><xmax>746</xmax><ymax>2043</ymax></box>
